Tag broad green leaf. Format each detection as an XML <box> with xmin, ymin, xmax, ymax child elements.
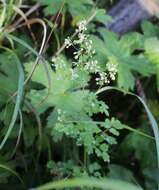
<box><xmin>25</xmin><ymin>61</ymin><xmax>52</xmax><ymax>88</ymax></box>
<box><xmin>25</xmin><ymin>59</ymin><xmax>90</xmax><ymax>114</ymax></box>
<box><xmin>35</xmin><ymin>0</ymin><xmax>93</xmax><ymax>17</ymax></box>
<box><xmin>119</xmin><ymin>32</ymin><xmax>143</xmax><ymax>53</ymax></box>
<box><xmin>142</xmin><ymin>21</ymin><xmax>159</xmax><ymax>38</ymax></box>
<box><xmin>0</xmin><ymin>52</ymin><xmax>18</xmax><ymax>97</ymax></box>
<box><xmin>35</xmin><ymin>177</ymin><xmax>141</xmax><ymax>190</ymax></box>
<box><xmin>144</xmin><ymin>37</ymin><xmax>159</xmax><ymax>89</ymax></box>
<box><xmin>91</xmin><ymin>28</ymin><xmax>154</xmax><ymax>90</ymax></box>
<box><xmin>37</xmin><ymin>0</ymin><xmax>64</xmax><ymax>15</ymax></box>
<box><xmin>67</xmin><ymin>0</ymin><xmax>93</xmax><ymax>17</ymax></box>
<box><xmin>93</xmin><ymin>9</ymin><xmax>112</xmax><ymax>25</ymax></box>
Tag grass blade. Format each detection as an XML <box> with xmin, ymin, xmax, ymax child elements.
<box><xmin>34</xmin><ymin>178</ymin><xmax>142</xmax><ymax>190</ymax></box>
<box><xmin>0</xmin><ymin>164</ymin><xmax>24</xmax><ymax>185</ymax></box>
<box><xmin>0</xmin><ymin>50</ymin><xmax>24</xmax><ymax>149</ymax></box>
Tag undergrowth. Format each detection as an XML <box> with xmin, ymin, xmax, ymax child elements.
<box><xmin>0</xmin><ymin>0</ymin><xmax>158</xmax><ymax>190</ymax></box>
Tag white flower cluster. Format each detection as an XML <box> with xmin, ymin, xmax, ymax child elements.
<box><xmin>67</xmin><ymin>20</ymin><xmax>98</xmax><ymax>71</ymax></box>
<box><xmin>96</xmin><ymin>61</ymin><xmax>118</xmax><ymax>85</ymax></box>
<box><xmin>75</xmin><ymin>33</ymin><xmax>87</xmax><ymax>44</ymax></box>
<box><xmin>84</xmin><ymin>60</ymin><xmax>99</xmax><ymax>73</ymax></box>
<box><xmin>54</xmin><ymin>20</ymin><xmax>118</xmax><ymax>85</ymax></box>
<box><xmin>106</xmin><ymin>61</ymin><xmax>118</xmax><ymax>81</ymax></box>
<box><xmin>96</xmin><ymin>72</ymin><xmax>109</xmax><ymax>85</ymax></box>
<box><xmin>76</xmin><ymin>20</ymin><xmax>87</xmax><ymax>33</ymax></box>
<box><xmin>64</xmin><ymin>20</ymin><xmax>87</xmax><ymax>49</ymax></box>
<box><xmin>64</xmin><ymin>37</ymin><xmax>72</xmax><ymax>49</ymax></box>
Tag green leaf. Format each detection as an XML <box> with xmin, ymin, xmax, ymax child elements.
<box><xmin>35</xmin><ymin>177</ymin><xmax>142</xmax><ymax>190</ymax></box>
<box><xmin>23</xmin><ymin>126</ymin><xmax>37</xmax><ymax>148</ymax></box>
<box><xmin>94</xmin><ymin>9</ymin><xmax>112</xmax><ymax>25</ymax></box>
<box><xmin>142</xmin><ymin>21</ymin><xmax>159</xmax><ymax>38</ymax></box>
<box><xmin>0</xmin><ymin>52</ymin><xmax>18</xmax><ymax>98</ymax></box>
<box><xmin>0</xmin><ymin>50</ymin><xmax>24</xmax><ymax>150</ymax></box>
<box><xmin>34</xmin><ymin>0</ymin><xmax>93</xmax><ymax>17</ymax></box>
<box><xmin>37</xmin><ymin>0</ymin><xmax>63</xmax><ymax>15</ymax></box>
<box><xmin>91</xmin><ymin>28</ymin><xmax>154</xmax><ymax>90</ymax></box>
<box><xmin>0</xmin><ymin>164</ymin><xmax>24</xmax><ymax>185</ymax></box>
<box><xmin>120</xmin><ymin>125</ymin><xmax>157</xmax><ymax>190</ymax></box>
<box><xmin>67</xmin><ymin>0</ymin><xmax>93</xmax><ymax>17</ymax></box>
<box><xmin>26</xmin><ymin>59</ymin><xmax>90</xmax><ymax>114</ymax></box>
<box><xmin>25</xmin><ymin>61</ymin><xmax>52</xmax><ymax>88</ymax></box>
<box><xmin>144</xmin><ymin>37</ymin><xmax>159</xmax><ymax>90</ymax></box>
<box><xmin>108</xmin><ymin>164</ymin><xmax>137</xmax><ymax>184</ymax></box>
<box><xmin>119</xmin><ymin>32</ymin><xmax>143</xmax><ymax>53</ymax></box>
<box><xmin>145</xmin><ymin>37</ymin><xmax>159</xmax><ymax>65</ymax></box>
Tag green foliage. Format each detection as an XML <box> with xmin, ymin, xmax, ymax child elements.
<box><xmin>0</xmin><ymin>1</ymin><xmax>158</xmax><ymax>189</ymax></box>
<box><xmin>142</xmin><ymin>21</ymin><xmax>159</xmax><ymax>90</ymax></box>
<box><xmin>47</xmin><ymin>160</ymin><xmax>101</xmax><ymax>179</ymax></box>
<box><xmin>120</xmin><ymin>125</ymin><xmax>158</xmax><ymax>190</ymax></box>
<box><xmin>0</xmin><ymin>155</ymin><xmax>15</xmax><ymax>184</ymax></box>
<box><xmin>0</xmin><ymin>52</ymin><xmax>19</xmax><ymax>101</ymax></box>
<box><xmin>108</xmin><ymin>164</ymin><xmax>137</xmax><ymax>184</ymax></box>
<box><xmin>34</xmin><ymin>0</ymin><xmax>93</xmax><ymax>20</ymax></box>
<box><xmin>145</xmin><ymin>37</ymin><xmax>159</xmax><ymax>89</ymax></box>
<box><xmin>25</xmin><ymin>59</ymin><xmax>124</xmax><ymax>162</ymax></box>
<box><xmin>91</xmin><ymin>28</ymin><xmax>154</xmax><ymax>90</ymax></box>
<box><xmin>34</xmin><ymin>0</ymin><xmax>111</xmax><ymax>26</ymax></box>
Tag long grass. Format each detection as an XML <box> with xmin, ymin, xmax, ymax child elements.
<box><xmin>34</xmin><ymin>178</ymin><xmax>142</xmax><ymax>190</ymax></box>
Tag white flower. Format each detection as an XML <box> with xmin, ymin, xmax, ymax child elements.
<box><xmin>74</xmin><ymin>33</ymin><xmax>87</xmax><ymax>44</ymax></box>
<box><xmin>64</xmin><ymin>37</ymin><xmax>72</xmax><ymax>48</ymax></box>
<box><xmin>76</xmin><ymin>20</ymin><xmax>87</xmax><ymax>32</ymax></box>
<box><xmin>73</xmin><ymin>49</ymin><xmax>84</xmax><ymax>60</ymax></box>
<box><xmin>51</xmin><ymin>56</ymin><xmax>57</xmax><ymax>63</ymax></box>
<box><xmin>96</xmin><ymin>72</ymin><xmax>110</xmax><ymax>85</ymax></box>
<box><xmin>85</xmin><ymin>41</ymin><xmax>92</xmax><ymax>54</ymax></box>
<box><xmin>84</xmin><ymin>60</ymin><xmax>99</xmax><ymax>73</ymax></box>
<box><xmin>107</xmin><ymin>61</ymin><xmax>118</xmax><ymax>73</ymax></box>
<box><xmin>106</xmin><ymin>61</ymin><xmax>118</xmax><ymax>81</ymax></box>
<box><xmin>92</xmin><ymin>50</ymin><xmax>96</xmax><ymax>55</ymax></box>
<box><xmin>57</xmin><ymin>109</ymin><xmax>62</xmax><ymax>114</ymax></box>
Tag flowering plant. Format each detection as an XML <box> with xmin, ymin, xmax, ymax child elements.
<box><xmin>25</xmin><ymin>20</ymin><xmax>124</xmax><ymax>163</ymax></box>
